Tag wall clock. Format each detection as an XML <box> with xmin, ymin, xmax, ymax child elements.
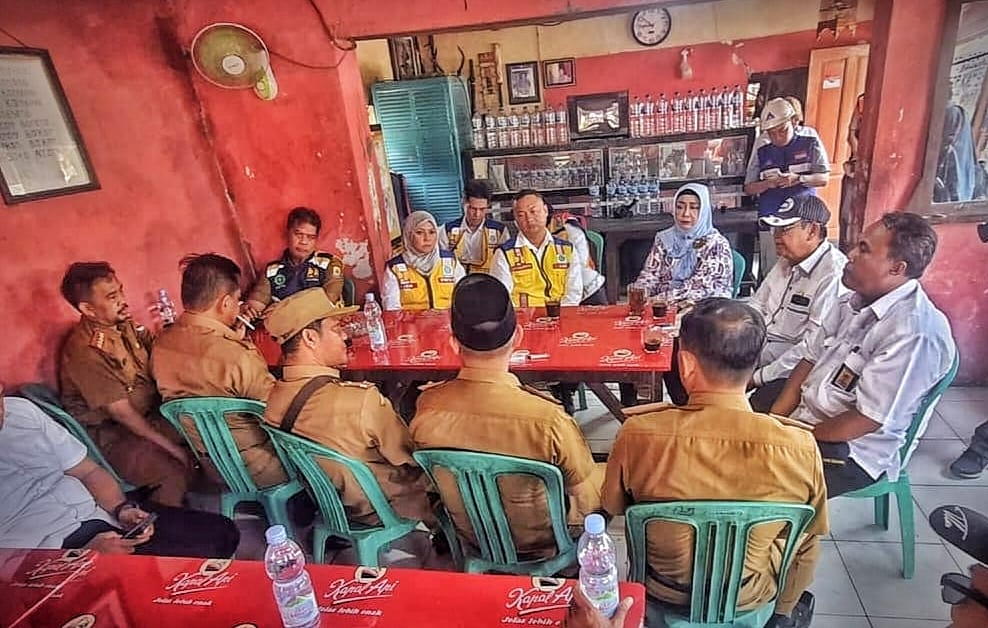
<box><xmin>631</xmin><ymin>8</ymin><xmax>672</xmax><ymax>47</ymax></box>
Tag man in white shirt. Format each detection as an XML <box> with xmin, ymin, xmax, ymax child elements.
<box><xmin>550</xmin><ymin>210</ymin><xmax>607</xmax><ymax>305</ymax></box>
<box><xmin>748</xmin><ymin>195</ymin><xmax>848</xmax><ymax>411</ymax></box>
<box><xmin>438</xmin><ymin>179</ymin><xmax>510</xmax><ymax>274</ymax></box>
<box><xmin>771</xmin><ymin>213</ymin><xmax>956</xmax><ymax>496</ymax></box>
<box><xmin>0</xmin><ymin>386</ymin><xmax>239</xmax><ymax>556</ymax></box>
<box><xmin>490</xmin><ymin>190</ymin><xmax>584</xmax><ymax>307</ymax></box>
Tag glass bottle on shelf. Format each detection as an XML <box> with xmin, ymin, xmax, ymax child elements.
<box><xmin>643</xmin><ymin>94</ymin><xmax>655</xmax><ymax>137</ymax></box>
<box><xmin>556</xmin><ymin>107</ymin><xmax>569</xmax><ymax>144</ymax></box>
<box><xmin>732</xmin><ymin>84</ymin><xmax>744</xmax><ymax>128</ymax></box>
<box><xmin>710</xmin><ymin>88</ymin><xmax>722</xmax><ymax>132</ymax></box>
<box><xmin>508</xmin><ymin>109</ymin><xmax>520</xmax><ymax>148</ymax></box>
<box><xmin>531</xmin><ymin>107</ymin><xmax>544</xmax><ymax>146</ymax></box>
<box><xmin>484</xmin><ymin>113</ymin><xmax>498</xmax><ymax>149</ymax></box>
<box><xmin>671</xmin><ymin>92</ymin><xmax>683</xmax><ymax>134</ymax></box>
<box><xmin>519</xmin><ymin>107</ymin><xmax>531</xmax><ymax>147</ymax></box>
<box><xmin>497</xmin><ymin>110</ymin><xmax>509</xmax><ymax>149</ymax></box>
<box><xmin>657</xmin><ymin>93</ymin><xmax>668</xmax><ymax>136</ymax></box>
<box><xmin>630</xmin><ymin>95</ymin><xmax>642</xmax><ymax>138</ymax></box>
<box><xmin>544</xmin><ymin>104</ymin><xmax>557</xmax><ymax>146</ymax></box>
<box><xmin>472</xmin><ymin>111</ymin><xmax>485</xmax><ymax>149</ymax></box>
<box><xmin>697</xmin><ymin>89</ymin><xmax>708</xmax><ymax>132</ymax></box>
<box><xmin>719</xmin><ymin>85</ymin><xmax>731</xmax><ymax>130</ymax></box>
<box><xmin>686</xmin><ymin>90</ymin><xmax>698</xmax><ymax>133</ymax></box>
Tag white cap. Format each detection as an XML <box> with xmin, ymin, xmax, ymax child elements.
<box><xmin>584</xmin><ymin>513</ymin><xmax>605</xmax><ymax>535</ymax></box>
<box><xmin>760</xmin><ymin>98</ymin><xmax>796</xmax><ymax>131</ymax></box>
<box><xmin>265</xmin><ymin>524</ymin><xmax>287</xmax><ymax>545</ymax></box>
<box><xmin>365</xmin><ymin>293</ymin><xmax>376</xmax><ymax>302</ymax></box>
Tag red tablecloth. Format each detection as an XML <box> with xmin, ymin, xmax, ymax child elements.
<box><xmin>1</xmin><ymin>549</ymin><xmax>646</xmax><ymax>627</ymax></box>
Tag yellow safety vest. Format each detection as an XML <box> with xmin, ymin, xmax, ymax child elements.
<box><xmin>443</xmin><ymin>219</ymin><xmax>506</xmax><ymax>274</ymax></box>
<box><xmin>385</xmin><ymin>251</ymin><xmax>458</xmax><ymax>310</ymax></box>
<box><xmin>550</xmin><ymin>215</ymin><xmax>596</xmax><ymax>271</ymax></box>
<box><xmin>499</xmin><ymin>236</ymin><xmax>573</xmax><ymax>306</ymax></box>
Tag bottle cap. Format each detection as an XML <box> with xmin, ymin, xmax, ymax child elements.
<box><xmin>265</xmin><ymin>524</ymin><xmax>287</xmax><ymax>545</ymax></box>
<box><xmin>366</xmin><ymin>293</ymin><xmax>376</xmax><ymax>302</ymax></box>
<box><xmin>584</xmin><ymin>513</ymin><xmax>605</xmax><ymax>535</ymax></box>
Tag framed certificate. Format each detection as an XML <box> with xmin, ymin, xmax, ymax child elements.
<box><xmin>0</xmin><ymin>47</ymin><xmax>99</xmax><ymax>204</ymax></box>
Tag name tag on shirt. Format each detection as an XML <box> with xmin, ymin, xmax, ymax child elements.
<box><xmin>552</xmin><ymin>262</ymin><xmax>569</xmax><ymax>270</ymax></box>
<box><xmin>511</xmin><ymin>262</ymin><xmax>534</xmax><ymax>271</ymax></box>
<box><xmin>830</xmin><ymin>350</ymin><xmax>865</xmax><ymax>392</ymax></box>
<box><xmin>399</xmin><ymin>280</ymin><xmax>417</xmax><ymax>290</ymax></box>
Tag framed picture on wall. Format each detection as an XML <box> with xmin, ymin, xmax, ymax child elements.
<box><xmin>543</xmin><ymin>58</ymin><xmax>576</xmax><ymax>88</ymax></box>
<box><xmin>568</xmin><ymin>91</ymin><xmax>630</xmax><ymax>140</ymax></box>
<box><xmin>388</xmin><ymin>36</ymin><xmax>423</xmax><ymax>81</ymax></box>
<box><xmin>506</xmin><ymin>61</ymin><xmax>540</xmax><ymax>105</ymax></box>
<box><xmin>0</xmin><ymin>47</ymin><xmax>99</xmax><ymax>204</ymax></box>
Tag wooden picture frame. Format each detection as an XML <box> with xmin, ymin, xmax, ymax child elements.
<box><xmin>506</xmin><ymin>61</ymin><xmax>540</xmax><ymax>105</ymax></box>
<box><xmin>543</xmin><ymin>58</ymin><xmax>576</xmax><ymax>88</ymax></box>
<box><xmin>567</xmin><ymin>91</ymin><xmax>630</xmax><ymax>140</ymax></box>
<box><xmin>388</xmin><ymin>36</ymin><xmax>423</xmax><ymax>81</ymax></box>
<box><xmin>0</xmin><ymin>47</ymin><xmax>99</xmax><ymax>204</ymax></box>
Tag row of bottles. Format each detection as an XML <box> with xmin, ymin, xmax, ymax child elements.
<box><xmin>508</xmin><ymin>155</ymin><xmax>601</xmax><ymax>191</ymax></box>
<box><xmin>629</xmin><ymin>85</ymin><xmax>745</xmax><ymax>138</ymax></box>
<box><xmin>472</xmin><ymin>105</ymin><xmax>569</xmax><ymax>151</ymax></box>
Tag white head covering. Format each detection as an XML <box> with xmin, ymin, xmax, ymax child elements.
<box><xmin>401</xmin><ymin>211</ymin><xmax>440</xmax><ymax>275</ymax></box>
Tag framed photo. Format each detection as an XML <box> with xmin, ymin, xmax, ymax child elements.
<box><xmin>567</xmin><ymin>91</ymin><xmax>630</xmax><ymax>140</ymax></box>
<box><xmin>543</xmin><ymin>58</ymin><xmax>576</xmax><ymax>88</ymax></box>
<box><xmin>0</xmin><ymin>47</ymin><xmax>99</xmax><ymax>204</ymax></box>
<box><xmin>388</xmin><ymin>36</ymin><xmax>423</xmax><ymax>81</ymax></box>
<box><xmin>506</xmin><ymin>61</ymin><xmax>540</xmax><ymax>105</ymax></box>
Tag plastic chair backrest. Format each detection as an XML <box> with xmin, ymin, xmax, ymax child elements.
<box><xmin>901</xmin><ymin>352</ymin><xmax>959</xmax><ymax>466</ymax></box>
<box><xmin>17</xmin><ymin>383</ymin><xmax>130</xmax><ymax>488</ymax></box>
<box><xmin>625</xmin><ymin>500</ymin><xmax>816</xmax><ymax>625</ymax></box>
<box><xmin>159</xmin><ymin>397</ymin><xmax>278</xmax><ymax>493</ymax></box>
<box><xmin>342</xmin><ymin>276</ymin><xmax>356</xmax><ymax>307</ymax></box>
<box><xmin>731</xmin><ymin>249</ymin><xmax>746</xmax><ymax>298</ymax></box>
<box><xmin>586</xmin><ymin>229</ymin><xmax>605</xmax><ymax>271</ymax></box>
<box><xmin>261</xmin><ymin>424</ymin><xmax>408</xmax><ymax>532</ymax></box>
<box><xmin>413</xmin><ymin>449</ymin><xmax>575</xmax><ymax>565</ymax></box>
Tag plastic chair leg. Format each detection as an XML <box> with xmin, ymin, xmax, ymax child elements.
<box><xmin>220</xmin><ymin>493</ymin><xmax>242</xmax><ymax>520</ymax></box>
<box><xmin>312</xmin><ymin>527</ymin><xmax>330</xmax><ymax>564</ymax></box>
<box><xmin>261</xmin><ymin>494</ymin><xmax>294</xmax><ymax>533</ymax></box>
<box><xmin>576</xmin><ymin>384</ymin><xmax>588</xmax><ymax>412</ymax></box>
<box><xmin>874</xmin><ymin>494</ymin><xmax>890</xmax><ymax>530</ymax></box>
<box><xmin>355</xmin><ymin>538</ymin><xmax>383</xmax><ymax>567</ymax></box>
<box><xmin>895</xmin><ymin>481</ymin><xmax>916</xmax><ymax>579</ymax></box>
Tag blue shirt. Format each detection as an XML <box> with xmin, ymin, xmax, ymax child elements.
<box><xmin>746</xmin><ymin>133</ymin><xmax>830</xmax><ymax>217</ymax></box>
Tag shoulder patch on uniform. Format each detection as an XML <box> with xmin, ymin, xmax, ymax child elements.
<box><xmin>767</xmin><ymin>413</ymin><xmax>815</xmax><ymax>431</ymax></box>
<box><xmin>417</xmin><ymin>380</ymin><xmax>452</xmax><ymax>392</ymax></box>
<box><xmin>500</xmin><ymin>237</ymin><xmax>519</xmax><ymax>251</ymax></box>
<box><xmin>520</xmin><ymin>384</ymin><xmax>562</xmax><ymax>405</ymax></box>
<box><xmin>338</xmin><ymin>380</ymin><xmax>374</xmax><ymax>389</ymax></box>
<box><xmin>552</xmin><ymin>236</ymin><xmax>573</xmax><ymax>248</ymax></box>
<box><xmin>89</xmin><ymin>330</ymin><xmax>107</xmax><ymax>351</ymax></box>
<box><xmin>266</xmin><ymin>261</ymin><xmax>284</xmax><ymax>278</ymax></box>
<box><xmin>622</xmin><ymin>401</ymin><xmax>678</xmax><ymax>417</ymax></box>
<box><xmin>311</xmin><ymin>252</ymin><xmax>333</xmax><ymax>270</ymax></box>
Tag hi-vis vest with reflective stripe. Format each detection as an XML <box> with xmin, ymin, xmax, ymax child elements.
<box><xmin>499</xmin><ymin>236</ymin><xmax>573</xmax><ymax>306</ymax></box>
<box><xmin>385</xmin><ymin>250</ymin><xmax>458</xmax><ymax>310</ymax></box>
<box><xmin>443</xmin><ymin>218</ymin><xmax>505</xmax><ymax>273</ymax></box>
<box><xmin>550</xmin><ymin>216</ymin><xmax>596</xmax><ymax>271</ymax></box>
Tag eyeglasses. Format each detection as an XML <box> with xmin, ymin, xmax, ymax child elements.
<box><xmin>771</xmin><ymin>223</ymin><xmax>803</xmax><ymax>235</ymax></box>
<box><xmin>941</xmin><ymin>572</ymin><xmax>988</xmax><ymax>611</ymax></box>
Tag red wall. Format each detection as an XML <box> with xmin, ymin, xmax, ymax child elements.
<box><xmin>542</xmin><ymin>25</ymin><xmax>874</xmax><ymax>110</ymax></box>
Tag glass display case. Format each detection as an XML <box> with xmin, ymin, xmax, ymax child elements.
<box><xmin>471</xmin><ymin>148</ymin><xmax>604</xmax><ymax>195</ymax></box>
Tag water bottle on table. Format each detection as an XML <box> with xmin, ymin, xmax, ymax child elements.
<box><xmin>264</xmin><ymin>524</ymin><xmax>320</xmax><ymax>628</ymax></box>
<box><xmin>578</xmin><ymin>513</ymin><xmax>620</xmax><ymax>618</ymax></box>
<box><xmin>364</xmin><ymin>293</ymin><xmax>388</xmax><ymax>352</ymax></box>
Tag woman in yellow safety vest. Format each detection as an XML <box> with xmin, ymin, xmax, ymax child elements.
<box><xmin>382</xmin><ymin>211</ymin><xmax>466</xmax><ymax>311</ymax></box>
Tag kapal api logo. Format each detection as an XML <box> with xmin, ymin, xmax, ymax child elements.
<box><xmin>164</xmin><ymin>559</ymin><xmax>238</xmax><ymax>597</ymax></box>
<box><xmin>325</xmin><ymin>566</ymin><xmax>399</xmax><ymax>606</ymax></box>
<box><xmin>24</xmin><ymin>549</ymin><xmax>96</xmax><ymax>582</ymax></box>
<box><xmin>504</xmin><ymin>577</ymin><xmax>574</xmax><ymax>617</ymax></box>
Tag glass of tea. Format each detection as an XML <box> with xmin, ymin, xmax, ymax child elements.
<box><xmin>628</xmin><ymin>284</ymin><xmax>646</xmax><ymax>317</ymax></box>
<box><xmin>545</xmin><ymin>300</ymin><xmax>561</xmax><ymax>319</ymax></box>
<box><xmin>641</xmin><ymin>324</ymin><xmax>670</xmax><ymax>353</ymax></box>
<box><xmin>651</xmin><ymin>296</ymin><xmax>668</xmax><ymax>320</ymax></box>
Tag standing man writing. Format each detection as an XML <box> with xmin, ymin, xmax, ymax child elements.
<box><xmin>439</xmin><ymin>179</ymin><xmax>509</xmax><ymax>274</ymax></box>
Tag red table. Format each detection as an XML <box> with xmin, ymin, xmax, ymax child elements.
<box><xmin>334</xmin><ymin>305</ymin><xmax>674</xmax><ymax>422</ymax></box>
<box><xmin>1</xmin><ymin>549</ymin><xmax>646</xmax><ymax>627</ymax></box>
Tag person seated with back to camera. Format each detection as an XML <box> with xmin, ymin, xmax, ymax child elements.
<box><xmin>625</xmin><ymin>182</ymin><xmax>733</xmax><ymax>406</ymax></box>
<box><xmin>382</xmin><ymin>210</ymin><xmax>466</xmax><ymax>311</ymax></box>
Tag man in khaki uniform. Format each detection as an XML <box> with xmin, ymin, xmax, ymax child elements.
<box><xmin>262</xmin><ymin>288</ymin><xmax>433</xmax><ymax>527</ymax></box>
<box><xmin>151</xmin><ymin>253</ymin><xmax>288</xmax><ymax>489</ymax></box>
<box><xmin>58</xmin><ymin>262</ymin><xmax>189</xmax><ymax>507</ymax></box>
<box><xmin>603</xmin><ymin>298</ymin><xmax>827</xmax><ymax>628</ymax></box>
<box><xmin>411</xmin><ymin>274</ymin><xmax>603</xmax><ymax>560</ymax></box>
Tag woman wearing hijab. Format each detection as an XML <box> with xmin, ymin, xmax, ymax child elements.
<box><xmin>382</xmin><ymin>210</ymin><xmax>466</xmax><ymax>311</ymax></box>
<box><xmin>622</xmin><ymin>183</ymin><xmax>733</xmax><ymax>407</ymax></box>
<box><xmin>634</xmin><ymin>183</ymin><xmax>733</xmax><ymax>303</ymax></box>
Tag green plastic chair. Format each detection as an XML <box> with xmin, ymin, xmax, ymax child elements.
<box><xmin>260</xmin><ymin>424</ymin><xmax>422</xmax><ymax>565</ymax></box>
<box><xmin>731</xmin><ymin>250</ymin><xmax>746</xmax><ymax>298</ymax></box>
<box><xmin>413</xmin><ymin>449</ymin><xmax>577</xmax><ymax>576</ymax></box>
<box><xmin>574</xmin><ymin>229</ymin><xmax>607</xmax><ymax>412</ymax></box>
<box><xmin>158</xmin><ymin>397</ymin><xmax>303</xmax><ymax>531</ymax></box>
<box><xmin>625</xmin><ymin>500</ymin><xmax>816</xmax><ymax>628</ymax></box>
<box><xmin>841</xmin><ymin>352</ymin><xmax>960</xmax><ymax>579</ymax></box>
<box><xmin>342</xmin><ymin>276</ymin><xmax>356</xmax><ymax>306</ymax></box>
<box><xmin>17</xmin><ymin>383</ymin><xmax>133</xmax><ymax>491</ymax></box>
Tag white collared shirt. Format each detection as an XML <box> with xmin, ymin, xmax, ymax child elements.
<box><xmin>750</xmin><ymin>241</ymin><xmax>848</xmax><ymax>385</ymax></box>
<box><xmin>562</xmin><ymin>223</ymin><xmax>605</xmax><ymax>299</ymax></box>
<box><xmin>792</xmin><ymin>280</ymin><xmax>956</xmax><ymax>481</ymax></box>
<box><xmin>0</xmin><ymin>397</ymin><xmax>114</xmax><ymax>549</ymax></box>
<box><xmin>490</xmin><ymin>229</ymin><xmax>584</xmax><ymax>305</ymax></box>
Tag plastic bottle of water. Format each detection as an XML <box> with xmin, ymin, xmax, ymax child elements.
<box><xmin>264</xmin><ymin>525</ymin><xmax>320</xmax><ymax>628</ymax></box>
<box><xmin>578</xmin><ymin>514</ymin><xmax>620</xmax><ymax>618</ymax></box>
<box><xmin>364</xmin><ymin>293</ymin><xmax>388</xmax><ymax>352</ymax></box>
<box><xmin>156</xmin><ymin>288</ymin><xmax>177</xmax><ymax>327</ymax></box>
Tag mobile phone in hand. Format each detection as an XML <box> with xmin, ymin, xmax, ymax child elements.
<box><xmin>121</xmin><ymin>512</ymin><xmax>158</xmax><ymax>539</ymax></box>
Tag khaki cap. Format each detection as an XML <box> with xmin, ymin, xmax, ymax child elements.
<box><xmin>760</xmin><ymin>97</ymin><xmax>796</xmax><ymax>131</ymax></box>
<box><xmin>265</xmin><ymin>288</ymin><xmax>358</xmax><ymax>344</ymax></box>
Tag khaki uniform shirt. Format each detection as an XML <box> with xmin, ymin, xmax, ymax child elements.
<box><xmin>411</xmin><ymin>367</ymin><xmax>602</xmax><ymax>557</ymax></box>
<box><xmin>603</xmin><ymin>393</ymin><xmax>828</xmax><ymax>606</ymax></box>
<box><xmin>60</xmin><ymin>317</ymin><xmax>158</xmax><ymax>426</ymax></box>
<box><xmin>263</xmin><ymin>365</ymin><xmax>429</xmax><ymax>525</ymax></box>
<box><xmin>151</xmin><ymin>312</ymin><xmax>286</xmax><ymax>488</ymax></box>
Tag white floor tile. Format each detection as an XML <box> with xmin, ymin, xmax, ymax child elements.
<box><xmin>869</xmin><ymin>618</ymin><xmax>950</xmax><ymax>628</ymax></box>
<box><xmin>814</xmin><ymin>540</ymin><xmax>866</xmax><ymax>616</ymax></box>
<box><xmin>839</xmin><ymin>541</ymin><xmax>956</xmax><ymax>620</ymax></box>
<box><xmin>911</xmin><ymin>485</ymin><xmax>988</xmax><ymax>570</ymax></box>
<box><xmin>934</xmin><ymin>399</ymin><xmax>988</xmax><ymax>442</ymax></box>
<box><xmin>907</xmin><ymin>439</ymin><xmax>988</xmax><ymax>487</ymax></box>
<box><xmin>922</xmin><ymin>413</ymin><xmax>963</xmax><ymax>439</ymax></box>
<box><xmin>828</xmin><ymin>493</ymin><xmax>941</xmax><ymax>544</ymax></box>
<box><xmin>811</xmin><ymin>615</ymin><xmax>871</xmax><ymax>628</ymax></box>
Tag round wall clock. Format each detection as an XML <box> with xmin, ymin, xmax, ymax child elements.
<box><xmin>631</xmin><ymin>8</ymin><xmax>672</xmax><ymax>47</ymax></box>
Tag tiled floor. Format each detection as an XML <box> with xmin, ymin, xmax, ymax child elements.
<box><xmin>219</xmin><ymin>385</ymin><xmax>988</xmax><ymax>627</ymax></box>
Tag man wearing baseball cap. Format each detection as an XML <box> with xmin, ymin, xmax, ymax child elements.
<box><xmin>410</xmin><ymin>274</ymin><xmax>603</xmax><ymax>559</ymax></box>
<box><xmin>744</xmin><ymin>97</ymin><xmax>830</xmax><ymax>277</ymax></box>
<box><xmin>262</xmin><ymin>288</ymin><xmax>433</xmax><ymax>528</ymax></box>
<box><xmin>748</xmin><ymin>195</ymin><xmax>848</xmax><ymax>412</ymax></box>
